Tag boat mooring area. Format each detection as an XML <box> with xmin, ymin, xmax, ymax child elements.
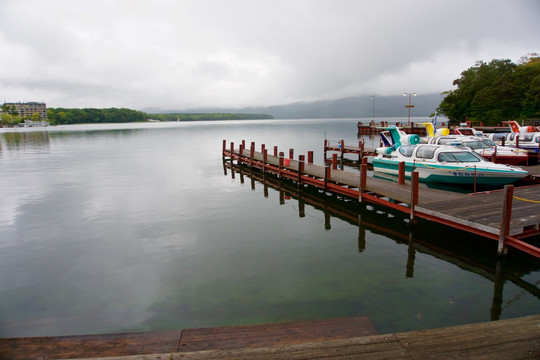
<box><xmin>222</xmin><ymin>139</ymin><xmax>540</xmax><ymax>258</ymax></box>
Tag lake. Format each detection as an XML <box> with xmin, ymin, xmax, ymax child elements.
<box><xmin>0</xmin><ymin>118</ymin><xmax>538</xmax><ymax>338</ymax></box>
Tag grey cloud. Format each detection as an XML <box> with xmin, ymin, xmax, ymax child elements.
<box><xmin>0</xmin><ymin>0</ymin><xmax>538</xmax><ymax>109</ymax></box>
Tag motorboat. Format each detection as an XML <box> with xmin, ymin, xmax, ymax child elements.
<box><xmin>372</xmin><ymin>126</ymin><xmax>528</xmax><ymax>185</ymax></box>
<box><xmin>420</xmin><ymin>123</ymin><xmax>527</xmax><ymax>165</ymax></box>
<box><xmin>426</xmin><ymin>136</ymin><xmax>528</xmax><ymax>165</ymax></box>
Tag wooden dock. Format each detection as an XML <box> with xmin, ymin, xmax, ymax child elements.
<box><xmin>1</xmin><ymin>315</ymin><xmax>538</xmax><ymax>359</ymax></box>
<box><xmin>223</xmin><ymin>140</ymin><xmax>540</xmax><ymax>258</ymax></box>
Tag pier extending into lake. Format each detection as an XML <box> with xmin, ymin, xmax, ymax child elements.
<box><xmin>222</xmin><ymin>139</ymin><xmax>540</xmax><ymax>258</ymax></box>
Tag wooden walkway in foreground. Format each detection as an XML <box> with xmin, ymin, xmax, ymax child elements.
<box><xmin>223</xmin><ymin>140</ymin><xmax>540</xmax><ymax>258</ymax></box>
<box><xmin>1</xmin><ymin>315</ymin><xmax>539</xmax><ymax>359</ymax></box>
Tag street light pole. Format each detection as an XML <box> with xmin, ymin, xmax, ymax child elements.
<box><xmin>403</xmin><ymin>92</ymin><xmax>416</xmax><ymax>126</ymax></box>
<box><xmin>371</xmin><ymin>93</ymin><xmax>375</xmax><ymax>121</ymax></box>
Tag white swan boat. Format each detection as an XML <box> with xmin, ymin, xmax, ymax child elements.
<box><xmin>373</xmin><ymin>126</ymin><xmax>528</xmax><ymax>185</ymax></box>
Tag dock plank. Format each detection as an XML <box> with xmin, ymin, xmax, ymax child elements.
<box><xmin>178</xmin><ymin>316</ymin><xmax>378</xmax><ymax>352</ymax></box>
<box><xmin>0</xmin><ymin>330</ymin><xmax>182</xmax><ymax>360</ymax></box>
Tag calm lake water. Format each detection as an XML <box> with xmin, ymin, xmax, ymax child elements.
<box><xmin>0</xmin><ymin>118</ymin><xmax>538</xmax><ymax>338</ymax></box>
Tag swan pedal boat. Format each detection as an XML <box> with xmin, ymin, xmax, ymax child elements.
<box><xmin>373</xmin><ymin>126</ymin><xmax>528</xmax><ymax>185</ymax></box>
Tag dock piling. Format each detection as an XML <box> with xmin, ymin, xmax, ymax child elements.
<box><xmin>298</xmin><ymin>155</ymin><xmax>305</xmax><ymax>188</ymax></box>
<box><xmin>398</xmin><ymin>162</ymin><xmax>405</xmax><ymax>184</ymax></box>
<box><xmin>359</xmin><ymin>157</ymin><xmax>367</xmax><ymax>202</ymax></box>
<box><xmin>498</xmin><ymin>185</ymin><xmax>514</xmax><ymax>255</ymax></box>
<box><xmin>410</xmin><ymin>171</ymin><xmax>419</xmax><ymax>223</ymax></box>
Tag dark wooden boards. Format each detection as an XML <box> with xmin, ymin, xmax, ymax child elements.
<box><xmin>22</xmin><ymin>314</ymin><xmax>537</xmax><ymax>359</ymax></box>
<box><xmin>178</xmin><ymin>316</ymin><xmax>378</xmax><ymax>352</ymax></box>
<box><xmin>0</xmin><ymin>317</ymin><xmax>376</xmax><ymax>360</ymax></box>
<box><xmin>0</xmin><ymin>330</ymin><xmax>182</xmax><ymax>360</ymax></box>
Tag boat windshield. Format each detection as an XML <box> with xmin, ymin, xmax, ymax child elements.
<box><xmin>481</xmin><ymin>138</ymin><xmax>497</xmax><ymax>147</ymax></box>
<box><xmin>519</xmin><ymin>134</ymin><xmax>535</xmax><ymax>142</ymax></box>
<box><xmin>491</xmin><ymin>133</ymin><xmax>507</xmax><ymax>142</ymax></box>
<box><xmin>415</xmin><ymin>145</ymin><xmax>437</xmax><ymax>159</ymax></box>
<box><xmin>438</xmin><ymin>151</ymin><xmax>484</xmax><ymax>163</ymax></box>
<box><xmin>399</xmin><ymin>145</ymin><xmax>415</xmax><ymax>157</ymax></box>
<box><xmin>465</xmin><ymin>140</ymin><xmax>490</xmax><ymax>150</ymax></box>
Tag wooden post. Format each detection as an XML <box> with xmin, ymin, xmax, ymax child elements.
<box><xmin>324</xmin><ymin>139</ymin><xmax>328</xmax><ymax>159</ymax></box>
<box><xmin>398</xmin><ymin>161</ymin><xmax>405</xmax><ymax>184</ymax></box>
<box><xmin>274</xmin><ymin>146</ymin><xmax>278</xmax><ymax>157</ymax></box>
<box><xmin>239</xmin><ymin>144</ymin><xmax>244</xmax><ymax>162</ymax></box>
<box><xmin>222</xmin><ymin>139</ymin><xmax>226</xmax><ymax>158</ymax></box>
<box><xmin>359</xmin><ymin>157</ymin><xmax>367</xmax><ymax>202</ymax></box>
<box><xmin>261</xmin><ymin>144</ymin><xmax>265</xmax><ymax>155</ymax></box>
<box><xmin>241</xmin><ymin>140</ymin><xmax>246</xmax><ymax>149</ymax></box>
<box><xmin>515</xmin><ymin>135</ymin><xmax>520</xmax><ymax>149</ymax></box>
<box><xmin>324</xmin><ymin>166</ymin><xmax>330</xmax><ymax>191</ymax></box>
<box><xmin>298</xmin><ymin>155</ymin><xmax>305</xmax><ymax>188</ymax></box>
<box><xmin>332</xmin><ymin>153</ymin><xmax>338</xmax><ymax>170</ymax></box>
<box><xmin>250</xmin><ymin>142</ymin><xmax>255</xmax><ymax>167</ymax></box>
<box><xmin>263</xmin><ymin>149</ymin><xmax>268</xmax><ymax>172</ymax></box>
<box><xmin>498</xmin><ymin>184</ymin><xmax>514</xmax><ymax>255</ymax></box>
<box><xmin>308</xmin><ymin>151</ymin><xmax>314</xmax><ymax>164</ymax></box>
<box><xmin>230</xmin><ymin>142</ymin><xmax>234</xmax><ymax>162</ymax></box>
<box><xmin>340</xmin><ymin>139</ymin><xmax>345</xmax><ymax>161</ymax></box>
<box><xmin>474</xmin><ymin>165</ymin><xmax>477</xmax><ymax>194</ymax></box>
<box><xmin>278</xmin><ymin>151</ymin><xmax>284</xmax><ymax>178</ymax></box>
<box><xmin>289</xmin><ymin>148</ymin><xmax>294</xmax><ymax>160</ymax></box>
<box><xmin>410</xmin><ymin>171</ymin><xmax>419</xmax><ymax>223</ymax></box>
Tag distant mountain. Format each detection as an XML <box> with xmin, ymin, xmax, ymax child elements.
<box><xmin>143</xmin><ymin>93</ymin><xmax>446</xmax><ymax>119</ymax></box>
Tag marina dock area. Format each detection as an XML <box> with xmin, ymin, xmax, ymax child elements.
<box><xmin>1</xmin><ymin>315</ymin><xmax>538</xmax><ymax>359</ymax></box>
<box><xmin>223</xmin><ymin>140</ymin><xmax>540</xmax><ymax>258</ymax></box>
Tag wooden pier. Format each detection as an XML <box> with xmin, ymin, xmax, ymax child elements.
<box><xmin>358</xmin><ymin>120</ymin><xmax>428</xmax><ymax>135</ymax></box>
<box><xmin>222</xmin><ymin>140</ymin><xmax>540</xmax><ymax>258</ymax></box>
<box><xmin>1</xmin><ymin>315</ymin><xmax>539</xmax><ymax>359</ymax></box>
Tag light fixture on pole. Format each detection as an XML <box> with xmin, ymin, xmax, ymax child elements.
<box><xmin>403</xmin><ymin>92</ymin><xmax>416</xmax><ymax>126</ymax></box>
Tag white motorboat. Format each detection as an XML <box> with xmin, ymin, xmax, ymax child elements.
<box><xmin>373</xmin><ymin>126</ymin><xmax>528</xmax><ymax>185</ymax></box>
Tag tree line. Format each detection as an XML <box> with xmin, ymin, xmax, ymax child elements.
<box><xmin>42</xmin><ymin>108</ymin><xmax>272</xmax><ymax>125</ymax></box>
<box><xmin>437</xmin><ymin>53</ymin><xmax>540</xmax><ymax>125</ymax></box>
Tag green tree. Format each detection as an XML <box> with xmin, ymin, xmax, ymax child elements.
<box><xmin>30</xmin><ymin>112</ymin><xmax>41</xmax><ymax>122</ymax></box>
<box><xmin>437</xmin><ymin>55</ymin><xmax>539</xmax><ymax>125</ymax></box>
<box><xmin>1</xmin><ymin>113</ymin><xmax>12</xmax><ymax>126</ymax></box>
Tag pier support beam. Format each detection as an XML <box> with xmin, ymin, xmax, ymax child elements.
<box><xmin>398</xmin><ymin>162</ymin><xmax>405</xmax><ymax>185</ymax></box>
<box><xmin>298</xmin><ymin>155</ymin><xmax>305</xmax><ymax>188</ymax></box>
<box><xmin>359</xmin><ymin>157</ymin><xmax>367</xmax><ymax>202</ymax></box>
<box><xmin>498</xmin><ymin>185</ymin><xmax>514</xmax><ymax>255</ymax></box>
<box><xmin>410</xmin><ymin>171</ymin><xmax>419</xmax><ymax>223</ymax></box>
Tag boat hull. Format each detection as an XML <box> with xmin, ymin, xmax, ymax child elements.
<box><xmin>372</xmin><ymin>158</ymin><xmax>528</xmax><ymax>185</ymax></box>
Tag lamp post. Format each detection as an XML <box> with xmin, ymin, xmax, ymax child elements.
<box><xmin>403</xmin><ymin>92</ymin><xmax>416</xmax><ymax>126</ymax></box>
<box><xmin>371</xmin><ymin>93</ymin><xmax>375</xmax><ymax>121</ymax></box>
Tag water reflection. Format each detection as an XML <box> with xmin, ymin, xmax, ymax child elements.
<box><xmin>223</xmin><ymin>160</ymin><xmax>540</xmax><ymax>321</ymax></box>
<box><xmin>0</xmin><ymin>131</ymin><xmax>51</xmax><ymax>153</ymax></box>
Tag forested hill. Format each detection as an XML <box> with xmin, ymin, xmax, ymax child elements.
<box><xmin>45</xmin><ymin>108</ymin><xmax>272</xmax><ymax>125</ymax></box>
<box><xmin>158</xmin><ymin>93</ymin><xmax>445</xmax><ymax>119</ymax></box>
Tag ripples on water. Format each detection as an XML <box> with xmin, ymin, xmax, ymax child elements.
<box><xmin>0</xmin><ymin>119</ymin><xmax>538</xmax><ymax>337</ymax></box>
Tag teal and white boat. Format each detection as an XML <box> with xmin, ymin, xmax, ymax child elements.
<box><xmin>373</xmin><ymin>126</ymin><xmax>528</xmax><ymax>185</ymax></box>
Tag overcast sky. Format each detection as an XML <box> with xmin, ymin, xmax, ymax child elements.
<box><xmin>0</xmin><ymin>0</ymin><xmax>538</xmax><ymax>110</ymax></box>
